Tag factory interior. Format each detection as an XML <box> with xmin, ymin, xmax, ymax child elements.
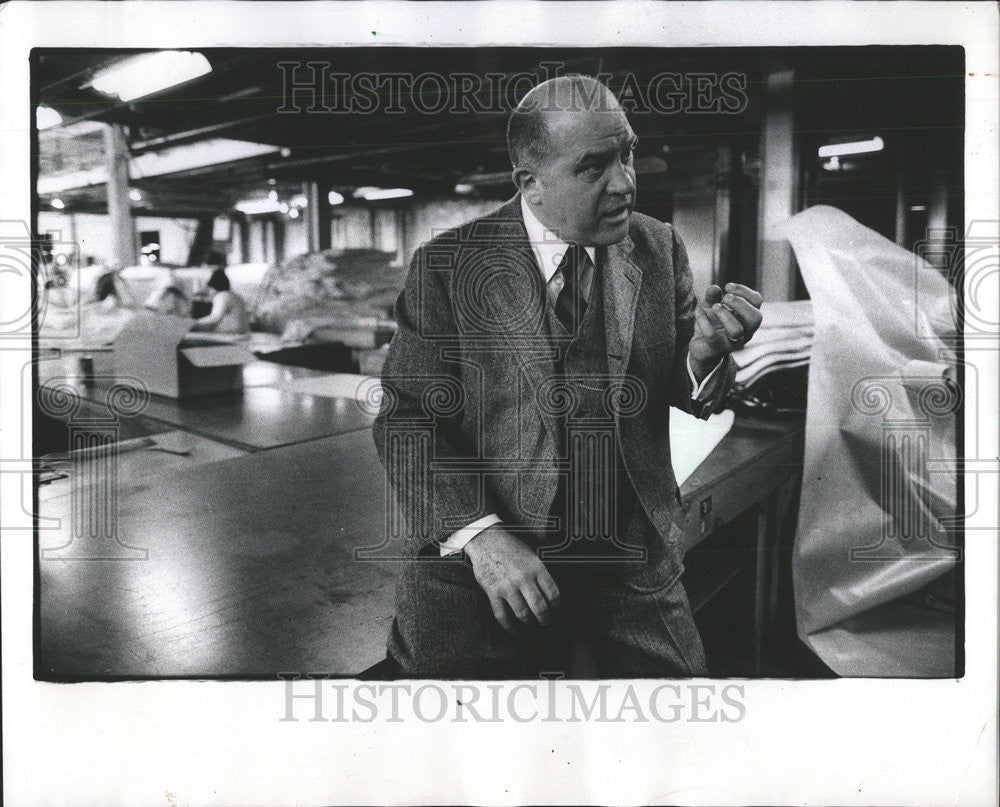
<box><xmin>32</xmin><ymin>46</ymin><xmax>964</xmax><ymax>680</ymax></box>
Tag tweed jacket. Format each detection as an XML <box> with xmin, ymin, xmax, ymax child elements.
<box><xmin>373</xmin><ymin>195</ymin><xmax>734</xmax><ymax>588</ymax></box>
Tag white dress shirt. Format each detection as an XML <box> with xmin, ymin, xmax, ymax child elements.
<box><xmin>439</xmin><ymin>197</ymin><xmax>723</xmax><ymax>555</ymax></box>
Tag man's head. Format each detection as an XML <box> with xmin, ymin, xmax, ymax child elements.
<box><xmin>507</xmin><ymin>75</ymin><xmax>637</xmax><ymax>246</ymax></box>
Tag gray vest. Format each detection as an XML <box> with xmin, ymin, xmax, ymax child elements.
<box><xmin>544</xmin><ymin>263</ymin><xmax>639</xmax><ymax>560</ymax></box>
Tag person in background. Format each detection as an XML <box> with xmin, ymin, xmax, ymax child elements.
<box><xmin>90</xmin><ymin>271</ymin><xmax>124</xmax><ymax>312</ymax></box>
<box><xmin>145</xmin><ymin>284</ymin><xmax>192</xmax><ymax>317</ymax></box>
<box><xmin>76</xmin><ymin>268</ymin><xmax>136</xmax><ymax>345</ymax></box>
<box><xmin>191</xmin><ymin>268</ymin><xmax>250</xmax><ymax>333</ymax></box>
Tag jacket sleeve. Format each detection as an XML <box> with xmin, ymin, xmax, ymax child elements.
<box><xmin>667</xmin><ymin>225</ymin><xmax>735</xmax><ymax>419</ymax></box>
<box><xmin>372</xmin><ymin>246</ymin><xmax>498</xmax><ymax>554</ymax></box>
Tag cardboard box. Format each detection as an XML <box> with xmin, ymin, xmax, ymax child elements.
<box><xmin>113</xmin><ymin>313</ymin><xmax>253</xmax><ymax>399</ymax></box>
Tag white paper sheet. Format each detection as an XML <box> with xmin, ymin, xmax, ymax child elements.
<box><xmin>284</xmin><ymin>372</ymin><xmax>376</xmax><ymax>400</ymax></box>
<box><xmin>670</xmin><ymin>408</ymin><xmax>736</xmax><ymax>486</ymax></box>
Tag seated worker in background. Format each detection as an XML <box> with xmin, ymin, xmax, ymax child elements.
<box><xmin>191</xmin><ymin>268</ymin><xmax>250</xmax><ymax>333</ymax></box>
<box><xmin>145</xmin><ymin>283</ymin><xmax>192</xmax><ymax>317</ymax></box>
<box><xmin>74</xmin><ymin>269</ymin><xmax>136</xmax><ymax>345</ymax></box>
<box><xmin>85</xmin><ymin>269</ymin><xmax>138</xmax><ymax>313</ymax></box>
<box><xmin>89</xmin><ymin>271</ymin><xmax>127</xmax><ymax>312</ymax></box>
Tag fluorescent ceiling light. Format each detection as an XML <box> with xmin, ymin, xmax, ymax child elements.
<box><xmin>235</xmin><ymin>197</ymin><xmax>283</xmax><ymax>215</ymax></box>
<box><xmin>36</xmin><ymin>106</ymin><xmax>62</xmax><ymax>130</ymax></box>
<box><xmin>328</xmin><ymin>191</ymin><xmax>345</xmax><ymax>206</ymax></box>
<box><xmin>360</xmin><ymin>187</ymin><xmax>414</xmax><ymax>201</ymax></box>
<box><xmin>39</xmin><ymin>139</ymin><xmax>280</xmax><ymax>195</ymax></box>
<box><xmin>818</xmin><ymin>136</ymin><xmax>884</xmax><ymax>158</ymax></box>
<box><xmin>61</xmin><ymin>120</ymin><xmax>106</xmax><ymax>137</ymax></box>
<box><xmin>89</xmin><ymin>51</ymin><xmax>212</xmax><ymax>102</ymax></box>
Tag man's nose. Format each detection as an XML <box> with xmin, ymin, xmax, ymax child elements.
<box><xmin>606</xmin><ymin>160</ymin><xmax>636</xmax><ymax>197</ymax></box>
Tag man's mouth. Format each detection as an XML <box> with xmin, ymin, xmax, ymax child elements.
<box><xmin>603</xmin><ymin>204</ymin><xmax>632</xmax><ymax>221</ymax></box>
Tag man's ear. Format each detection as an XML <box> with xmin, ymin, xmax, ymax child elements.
<box><xmin>512</xmin><ymin>166</ymin><xmax>542</xmax><ymax>204</ymax></box>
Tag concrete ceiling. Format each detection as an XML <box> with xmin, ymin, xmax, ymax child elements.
<box><xmin>34</xmin><ymin>46</ymin><xmax>963</xmax><ymax>218</ymax></box>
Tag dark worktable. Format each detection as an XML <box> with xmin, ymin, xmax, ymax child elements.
<box><xmin>37</xmin><ymin>416</ymin><xmax>804</xmax><ymax>679</ymax></box>
<box><xmin>36</xmin><ymin>349</ymin><xmax>375</xmax><ymax>452</ymax></box>
<box><xmin>37</xmin><ymin>428</ymin><xmax>396</xmax><ymax>678</ymax></box>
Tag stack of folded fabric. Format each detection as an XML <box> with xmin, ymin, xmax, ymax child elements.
<box><xmin>731</xmin><ymin>299</ymin><xmax>814</xmax><ymax>390</ymax></box>
<box><xmin>726</xmin><ymin>300</ymin><xmax>813</xmax><ymax>415</ymax></box>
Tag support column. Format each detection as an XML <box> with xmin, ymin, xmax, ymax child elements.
<box><xmin>187</xmin><ymin>216</ymin><xmax>216</xmax><ymax>266</ymax></box>
<box><xmin>756</xmin><ymin>68</ymin><xmax>799</xmax><ymax>302</ymax></box>
<box><xmin>304</xmin><ymin>181</ymin><xmax>331</xmax><ymax>252</ymax></box>
<box><xmin>894</xmin><ymin>161</ymin><xmax>908</xmax><ymax>247</ymax></box>
<box><xmin>394</xmin><ymin>209</ymin><xmax>407</xmax><ymax>267</ymax></box>
<box><xmin>102</xmin><ymin>123</ymin><xmax>138</xmax><ymax>268</ymax></box>
<box><xmin>238</xmin><ymin>214</ymin><xmax>251</xmax><ymax>263</ymax></box>
<box><xmin>925</xmin><ymin>168</ymin><xmax>950</xmax><ymax>270</ymax></box>
<box><xmin>273</xmin><ymin>215</ymin><xmax>286</xmax><ymax>264</ymax></box>
<box><xmin>713</xmin><ymin>144</ymin><xmax>733</xmax><ymax>286</ymax></box>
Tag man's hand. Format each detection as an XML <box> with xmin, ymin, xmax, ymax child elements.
<box><xmin>689</xmin><ymin>282</ymin><xmax>763</xmax><ymax>377</ymax></box>
<box><xmin>464</xmin><ymin>524</ymin><xmax>561</xmax><ymax>632</ymax></box>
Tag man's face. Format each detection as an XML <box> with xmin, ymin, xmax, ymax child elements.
<box><xmin>526</xmin><ymin>102</ymin><xmax>638</xmax><ymax>246</ymax></box>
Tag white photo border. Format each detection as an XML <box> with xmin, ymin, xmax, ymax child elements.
<box><xmin>1</xmin><ymin>2</ymin><xmax>997</xmax><ymax>805</ymax></box>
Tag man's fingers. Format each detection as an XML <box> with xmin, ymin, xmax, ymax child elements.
<box><xmin>699</xmin><ymin>303</ymin><xmax>728</xmax><ymax>336</ymax></box>
<box><xmin>488</xmin><ymin>595</ymin><xmax>517</xmax><ymax>633</ymax></box>
<box><xmin>536</xmin><ymin>569</ymin><xmax>561</xmax><ymax>609</ymax></box>
<box><xmin>703</xmin><ymin>284</ymin><xmax>724</xmax><ymax>305</ymax></box>
<box><xmin>694</xmin><ymin>305</ymin><xmax>716</xmax><ymax>340</ymax></box>
<box><xmin>712</xmin><ymin>303</ymin><xmax>744</xmax><ymax>341</ymax></box>
<box><xmin>521</xmin><ymin>583</ymin><xmax>553</xmax><ymax>625</ymax></box>
<box><xmin>505</xmin><ymin>590</ymin><xmax>535</xmax><ymax>625</ymax></box>
<box><xmin>721</xmin><ymin>294</ymin><xmax>763</xmax><ymax>332</ymax></box>
<box><xmin>724</xmin><ymin>283</ymin><xmax>763</xmax><ymax>307</ymax></box>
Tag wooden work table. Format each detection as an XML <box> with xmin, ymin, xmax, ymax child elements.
<box><xmin>36</xmin><ymin>415</ymin><xmax>804</xmax><ymax>679</ymax></box>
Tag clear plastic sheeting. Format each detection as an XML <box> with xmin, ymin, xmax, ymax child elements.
<box><xmin>779</xmin><ymin>206</ymin><xmax>959</xmax><ymax>677</ymax></box>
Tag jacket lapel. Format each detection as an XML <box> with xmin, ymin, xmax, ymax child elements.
<box><xmin>482</xmin><ymin>198</ymin><xmax>643</xmax><ymax>435</ymax></box>
<box><xmin>480</xmin><ymin>197</ymin><xmax>561</xmax><ymax>438</ymax></box>
<box><xmin>601</xmin><ymin>235</ymin><xmax>642</xmax><ymax>387</ymax></box>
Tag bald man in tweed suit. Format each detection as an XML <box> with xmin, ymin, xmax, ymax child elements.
<box><xmin>374</xmin><ymin>75</ymin><xmax>762</xmax><ymax>678</ymax></box>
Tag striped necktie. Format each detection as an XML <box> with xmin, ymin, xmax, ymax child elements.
<box><xmin>553</xmin><ymin>243</ymin><xmax>592</xmax><ymax>334</ymax></box>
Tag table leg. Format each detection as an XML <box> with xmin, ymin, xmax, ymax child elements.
<box><xmin>754</xmin><ymin>490</ymin><xmax>778</xmax><ymax>674</ymax></box>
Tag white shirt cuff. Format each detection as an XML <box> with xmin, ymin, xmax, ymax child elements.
<box><xmin>687</xmin><ymin>353</ymin><xmax>725</xmax><ymax>400</ymax></box>
<box><xmin>439</xmin><ymin>514</ymin><xmax>502</xmax><ymax>556</ymax></box>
